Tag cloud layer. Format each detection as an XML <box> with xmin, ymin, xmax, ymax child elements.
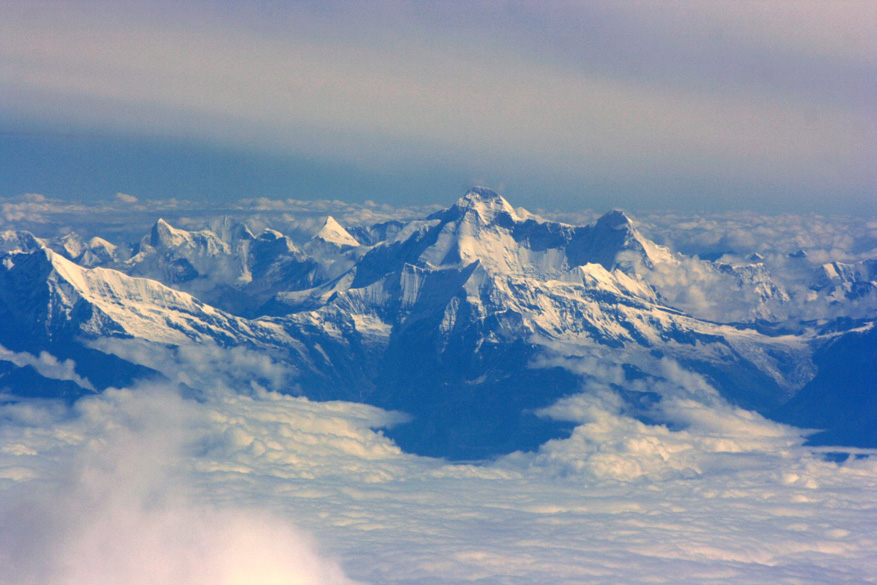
<box><xmin>0</xmin><ymin>384</ymin><xmax>363</xmax><ymax>585</ymax></box>
<box><xmin>1</xmin><ymin>1</ymin><xmax>873</xmax><ymax>213</ymax></box>
<box><xmin>1</xmin><ymin>341</ymin><xmax>876</xmax><ymax>584</ymax></box>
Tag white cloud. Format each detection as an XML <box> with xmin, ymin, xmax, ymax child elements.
<box><xmin>634</xmin><ymin>211</ymin><xmax>877</xmax><ymax>322</ymax></box>
<box><xmin>0</xmin><ymin>385</ymin><xmax>363</xmax><ymax>585</ymax></box>
<box><xmin>0</xmin><ymin>345</ymin><xmax>95</xmax><ymax>391</ymax></box>
<box><xmin>1</xmin><ymin>340</ymin><xmax>876</xmax><ymax>584</ymax></box>
<box><xmin>114</xmin><ymin>192</ymin><xmax>138</xmax><ymax>204</ymax></box>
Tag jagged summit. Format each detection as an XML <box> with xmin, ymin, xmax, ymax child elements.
<box><xmin>457</xmin><ymin>187</ymin><xmax>509</xmax><ymax>205</ymax></box>
<box><xmin>149</xmin><ymin>218</ymin><xmax>188</xmax><ymax>249</ymax></box>
<box><xmin>440</xmin><ymin>187</ymin><xmax>519</xmax><ymax>225</ymax></box>
<box><xmin>595</xmin><ymin>209</ymin><xmax>634</xmax><ymax>230</ymax></box>
<box><xmin>0</xmin><ymin>230</ymin><xmax>44</xmax><ymax>254</ymax></box>
<box><xmin>312</xmin><ymin>216</ymin><xmax>360</xmax><ymax>248</ymax></box>
<box><xmin>209</xmin><ymin>216</ymin><xmax>255</xmax><ymax>243</ymax></box>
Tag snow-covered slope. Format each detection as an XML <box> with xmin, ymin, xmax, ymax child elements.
<box><xmin>311</xmin><ymin>216</ymin><xmax>360</xmax><ymax>248</ymax></box>
<box><xmin>109</xmin><ymin>218</ymin><xmax>323</xmax><ymax>316</ymax></box>
<box><xmin>1</xmin><ymin>189</ymin><xmax>872</xmax><ymax>459</ymax></box>
<box><xmin>254</xmin><ymin>189</ymin><xmax>820</xmax><ymax>456</ymax></box>
<box><xmin>0</xmin><ymin>246</ymin><xmax>291</xmax><ymax>348</ymax></box>
<box><xmin>126</xmin><ymin>218</ymin><xmax>251</xmax><ymax>285</ymax></box>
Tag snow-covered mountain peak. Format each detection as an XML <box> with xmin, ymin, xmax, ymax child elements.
<box><xmin>312</xmin><ymin>216</ymin><xmax>360</xmax><ymax>248</ymax></box>
<box><xmin>447</xmin><ymin>187</ymin><xmax>519</xmax><ymax>225</ymax></box>
<box><xmin>254</xmin><ymin>228</ymin><xmax>300</xmax><ymax>254</ymax></box>
<box><xmin>588</xmin><ymin>208</ymin><xmax>674</xmax><ymax>271</ymax></box>
<box><xmin>0</xmin><ymin>246</ymin><xmax>288</xmax><ymax>346</ymax></box>
<box><xmin>596</xmin><ymin>209</ymin><xmax>634</xmax><ymax>230</ymax></box>
<box><xmin>0</xmin><ymin>230</ymin><xmax>45</xmax><ymax>254</ymax></box>
<box><xmin>143</xmin><ymin>218</ymin><xmax>230</xmax><ymax>257</ymax></box>
<box><xmin>86</xmin><ymin>236</ymin><xmax>115</xmax><ymax>253</ymax></box>
<box><xmin>149</xmin><ymin>218</ymin><xmax>189</xmax><ymax>249</ymax></box>
<box><xmin>4</xmin><ymin>191</ymin><xmax>873</xmax><ymax>460</ymax></box>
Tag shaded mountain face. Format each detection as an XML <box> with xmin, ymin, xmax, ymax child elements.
<box><xmin>1</xmin><ymin>189</ymin><xmax>873</xmax><ymax>459</ymax></box>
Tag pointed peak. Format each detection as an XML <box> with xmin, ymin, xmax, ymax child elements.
<box><xmin>448</xmin><ymin>187</ymin><xmax>519</xmax><ymax>224</ymax></box>
<box><xmin>150</xmin><ymin>218</ymin><xmax>187</xmax><ymax>248</ymax></box>
<box><xmin>595</xmin><ymin>209</ymin><xmax>634</xmax><ymax>230</ymax></box>
<box><xmin>457</xmin><ymin>187</ymin><xmax>512</xmax><ymax>207</ymax></box>
<box><xmin>151</xmin><ymin>217</ymin><xmax>173</xmax><ymax>236</ymax></box>
<box><xmin>320</xmin><ymin>215</ymin><xmax>342</xmax><ymax>229</ymax></box>
<box><xmin>462</xmin><ymin>186</ymin><xmax>505</xmax><ymax>202</ymax></box>
<box><xmin>313</xmin><ymin>216</ymin><xmax>359</xmax><ymax>248</ymax></box>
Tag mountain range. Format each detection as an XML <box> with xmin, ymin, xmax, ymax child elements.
<box><xmin>1</xmin><ymin>188</ymin><xmax>874</xmax><ymax>458</ymax></box>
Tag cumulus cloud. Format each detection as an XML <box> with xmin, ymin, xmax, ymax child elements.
<box><xmin>633</xmin><ymin>211</ymin><xmax>877</xmax><ymax>322</ymax></box>
<box><xmin>87</xmin><ymin>338</ymin><xmax>301</xmax><ymax>396</ymax></box>
<box><xmin>521</xmin><ymin>388</ymin><xmax>804</xmax><ymax>483</ymax></box>
<box><xmin>0</xmin><ymin>194</ymin><xmax>87</xmax><ymax>226</ymax></box>
<box><xmin>636</xmin><ymin>211</ymin><xmax>877</xmax><ymax>262</ymax></box>
<box><xmin>515</xmin><ymin>356</ymin><xmax>807</xmax><ymax>482</ymax></box>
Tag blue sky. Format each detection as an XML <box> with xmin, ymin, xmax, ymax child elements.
<box><xmin>1</xmin><ymin>1</ymin><xmax>874</xmax><ymax>214</ymax></box>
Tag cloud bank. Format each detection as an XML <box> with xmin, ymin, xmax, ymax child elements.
<box><xmin>1</xmin><ymin>340</ymin><xmax>876</xmax><ymax>584</ymax></box>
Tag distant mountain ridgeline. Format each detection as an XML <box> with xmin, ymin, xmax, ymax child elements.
<box><xmin>1</xmin><ymin>189</ymin><xmax>874</xmax><ymax>458</ymax></box>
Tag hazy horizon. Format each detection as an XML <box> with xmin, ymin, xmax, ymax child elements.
<box><xmin>2</xmin><ymin>1</ymin><xmax>874</xmax><ymax>215</ymax></box>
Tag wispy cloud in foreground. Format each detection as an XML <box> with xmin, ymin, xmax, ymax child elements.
<box><xmin>0</xmin><ymin>385</ymin><xmax>362</xmax><ymax>585</ymax></box>
<box><xmin>0</xmin><ymin>344</ymin><xmax>95</xmax><ymax>391</ymax></box>
<box><xmin>1</xmin><ymin>343</ymin><xmax>875</xmax><ymax>584</ymax></box>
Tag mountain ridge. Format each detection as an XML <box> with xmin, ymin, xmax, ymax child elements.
<box><xmin>1</xmin><ymin>188</ymin><xmax>873</xmax><ymax>458</ymax></box>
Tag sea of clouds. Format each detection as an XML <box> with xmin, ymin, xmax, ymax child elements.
<box><xmin>1</xmin><ymin>338</ymin><xmax>876</xmax><ymax>585</ymax></box>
